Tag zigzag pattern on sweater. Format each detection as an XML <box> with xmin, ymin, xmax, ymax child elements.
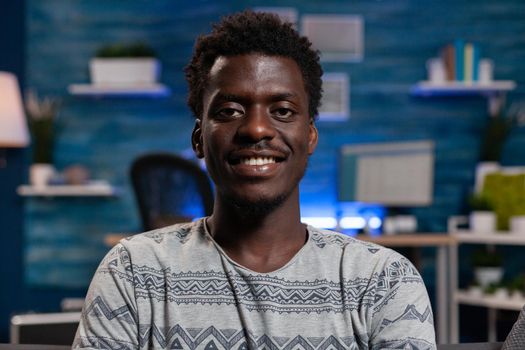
<box><xmin>84</xmin><ymin>296</ymin><xmax>138</xmax><ymax>325</ymax></box>
<box><xmin>79</xmin><ymin>324</ymin><xmax>365</xmax><ymax>350</ymax></box>
<box><xmin>94</xmin><ymin>256</ymin><xmax>422</xmax><ymax>315</ymax></box>
<box><xmin>379</xmin><ymin>304</ymin><xmax>434</xmax><ymax>332</ymax></box>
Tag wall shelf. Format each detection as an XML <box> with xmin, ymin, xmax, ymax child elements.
<box><xmin>410</xmin><ymin>80</ymin><xmax>516</xmax><ymax>116</ymax></box>
<box><xmin>411</xmin><ymin>81</ymin><xmax>516</xmax><ymax>95</ymax></box>
<box><xmin>452</xmin><ymin>231</ymin><xmax>525</xmax><ymax>245</ymax></box>
<box><xmin>455</xmin><ymin>290</ymin><xmax>525</xmax><ymax>311</ymax></box>
<box><xmin>67</xmin><ymin>83</ymin><xmax>171</xmax><ymax>97</ymax></box>
<box><xmin>449</xmin><ymin>221</ymin><xmax>525</xmax><ymax>343</ymax></box>
<box><xmin>17</xmin><ymin>181</ymin><xmax>118</xmax><ymax>197</ymax></box>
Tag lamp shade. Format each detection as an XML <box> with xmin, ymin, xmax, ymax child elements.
<box><xmin>0</xmin><ymin>71</ymin><xmax>30</xmax><ymax>147</ymax></box>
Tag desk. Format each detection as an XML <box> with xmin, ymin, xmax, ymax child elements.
<box><xmin>358</xmin><ymin>233</ymin><xmax>454</xmax><ymax>344</ymax></box>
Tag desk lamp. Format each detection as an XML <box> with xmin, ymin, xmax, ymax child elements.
<box><xmin>0</xmin><ymin>71</ymin><xmax>30</xmax><ymax>167</ymax></box>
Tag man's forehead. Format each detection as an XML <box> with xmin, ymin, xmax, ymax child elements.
<box><xmin>208</xmin><ymin>54</ymin><xmax>302</xmax><ymax>78</ymax></box>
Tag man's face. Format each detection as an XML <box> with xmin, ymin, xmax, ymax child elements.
<box><xmin>192</xmin><ymin>54</ymin><xmax>318</xmax><ymax>210</ymax></box>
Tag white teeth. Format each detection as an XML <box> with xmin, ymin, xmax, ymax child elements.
<box><xmin>241</xmin><ymin>157</ymin><xmax>276</xmax><ymax>165</ymax></box>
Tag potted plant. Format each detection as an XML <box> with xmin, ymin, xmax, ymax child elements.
<box><xmin>25</xmin><ymin>91</ymin><xmax>60</xmax><ymax>188</ymax></box>
<box><xmin>475</xmin><ymin>102</ymin><xmax>525</xmax><ymax>194</ymax></box>
<box><xmin>89</xmin><ymin>42</ymin><xmax>159</xmax><ymax>86</ymax></box>
<box><xmin>468</xmin><ymin>193</ymin><xmax>496</xmax><ymax>233</ymax></box>
<box><xmin>471</xmin><ymin>248</ymin><xmax>504</xmax><ymax>288</ymax></box>
<box><xmin>479</xmin><ymin>102</ymin><xmax>525</xmax><ymax>161</ymax></box>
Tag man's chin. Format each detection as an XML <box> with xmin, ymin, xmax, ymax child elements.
<box><xmin>223</xmin><ymin>193</ymin><xmax>288</xmax><ymax>217</ymax></box>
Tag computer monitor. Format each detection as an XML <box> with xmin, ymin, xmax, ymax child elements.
<box><xmin>339</xmin><ymin>140</ymin><xmax>434</xmax><ymax>206</ymax></box>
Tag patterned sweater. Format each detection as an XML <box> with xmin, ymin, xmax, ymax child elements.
<box><xmin>73</xmin><ymin>218</ymin><xmax>436</xmax><ymax>349</ymax></box>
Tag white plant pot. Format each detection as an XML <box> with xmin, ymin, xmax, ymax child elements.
<box><xmin>510</xmin><ymin>216</ymin><xmax>525</xmax><ymax>234</ymax></box>
<box><xmin>474</xmin><ymin>267</ymin><xmax>503</xmax><ymax>287</ymax></box>
<box><xmin>89</xmin><ymin>58</ymin><xmax>160</xmax><ymax>85</ymax></box>
<box><xmin>468</xmin><ymin>285</ymin><xmax>484</xmax><ymax>298</ymax></box>
<box><xmin>30</xmin><ymin>163</ymin><xmax>55</xmax><ymax>188</ymax></box>
<box><xmin>470</xmin><ymin>211</ymin><xmax>496</xmax><ymax>233</ymax></box>
<box><xmin>493</xmin><ymin>287</ymin><xmax>509</xmax><ymax>299</ymax></box>
<box><xmin>510</xmin><ymin>290</ymin><xmax>524</xmax><ymax>301</ymax></box>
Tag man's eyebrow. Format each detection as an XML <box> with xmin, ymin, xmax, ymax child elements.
<box><xmin>212</xmin><ymin>92</ymin><xmax>247</xmax><ymax>103</ymax></box>
<box><xmin>269</xmin><ymin>92</ymin><xmax>298</xmax><ymax>102</ymax></box>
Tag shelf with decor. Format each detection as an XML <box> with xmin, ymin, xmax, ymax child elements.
<box><xmin>455</xmin><ymin>290</ymin><xmax>525</xmax><ymax>311</ymax></box>
<box><xmin>410</xmin><ymin>80</ymin><xmax>516</xmax><ymax>95</ymax></box>
<box><xmin>67</xmin><ymin>83</ymin><xmax>171</xmax><ymax>97</ymax></box>
<box><xmin>69</xmin><ymin>42</ymin><xmax>171</xmax><ymax>98</ymax></box>
<box><xmin>448</xmin><ymin>218</ymin><xmax>525</xmax><ymax>343</ymax></box>
<box><xmin>17</xmin><ymin>181</ymin><xmax>118</xmax><ymax>197</ymax></box>
<box><xmin>453</xmin><ymin>230</ymin><xmax>525</xmax><ymax>245</ymax></box>
<box><xmin>410</xmin><ymin>80</ymin><xmax>516</xmax><ymax>116</ymax></box>
<box><xmin>412</xmin><ymin>40</ymin><xmax>517</xmax><ymax>116</ymax></box>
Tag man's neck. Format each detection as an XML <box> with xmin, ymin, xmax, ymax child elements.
<box><xmin>207</xmin><ymin>194</ymin><xmax>307</xmax><ymax>273</ymax></box>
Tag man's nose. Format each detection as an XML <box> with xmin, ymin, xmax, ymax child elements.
<box><xmin>236</xmin><ymin>106</ymin><xmax>277</xmax><ymax>142</ymax></box>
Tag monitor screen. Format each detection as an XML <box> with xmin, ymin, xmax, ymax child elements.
<box><xmin>339</xmin><ymin>141</ymin><xmax>434</xmax><ymax>206</ymax></box>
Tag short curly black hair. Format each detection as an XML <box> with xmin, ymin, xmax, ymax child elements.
<box><xmin>185</xmin><ymin>10</ymin><xmax>323</xmax><ymax>120</ymax></box>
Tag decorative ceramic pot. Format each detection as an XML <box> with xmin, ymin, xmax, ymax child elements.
<box><xmin>470</xmin><ymin>211</ymin><xmax>496</xmax><ymax>233</ymax></box>
<box><xmin>30</xmin><ymin>163</ymin><xmax>55</xmax><ymax>188</ymax></box>
<box><xmin>89</xmin><ymin>58</ymin><xmax>160</xmax><ymax>85</ymax></box>
<box><xmin>474</xmin><ymin>267</ymin><xmax>503</xmax><ymax>287</ymax></box>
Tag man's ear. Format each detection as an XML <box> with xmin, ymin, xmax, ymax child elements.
<box><xmin>191</xmin><ymin>119</ymin><xmax>204</xmax><ymax>159</ymax></box>
<box><xmin>308</xmin><ymin>120</ymin><xmax>318</xmax><ymax>155</ymax></box>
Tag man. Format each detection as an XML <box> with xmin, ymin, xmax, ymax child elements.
<box><xmin>74</xmin><ymin>11</ymin><xmax>436</xmax><ymax>349</ymax></box>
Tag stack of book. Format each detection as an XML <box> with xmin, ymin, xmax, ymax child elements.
<box><xmin>440</xmin><ymin>40</ymin><xmax>482</xmax><ymax>83</ymax></box>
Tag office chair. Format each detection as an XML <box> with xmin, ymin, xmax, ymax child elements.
<box><xmin>130</xmin><ymin>152</ymin><xmax>214</xmax><ymax>231</ymax></box>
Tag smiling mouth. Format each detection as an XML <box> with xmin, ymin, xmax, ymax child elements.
<box><xmin>230</xmin><ymin>155</ymin><xmax>286</xmax><ymax>166</ymax></box>
<box><xmin>240</xmin><ymin>157</ymin><xmax>277</xmax><ymax>166</ymax></box>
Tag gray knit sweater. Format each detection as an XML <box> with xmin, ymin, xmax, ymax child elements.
<box><xmin>73</xmin><ymin>218</ymin><xmax>436</xmax><ymax>349</ymax></box>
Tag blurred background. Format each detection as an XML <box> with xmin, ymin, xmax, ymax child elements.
<box><xmin>1</xmin><ymin>0</ymin><xmax>525</xmax><ymax>345</ymax></box>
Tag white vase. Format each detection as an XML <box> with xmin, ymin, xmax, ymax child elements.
<box><xmin>30</xmin><ymin>163</ymin><xmax>55</xmax><ymax>188</ymax></box>
<box><xmin>510</xmin><ymin>290</ymin><xmax>524</xmax><ymax>301</ymax></box>
<box><xmin>493</xmin><ymin>287</ymin><xmax>509</xmax><ymax>299</ymax></box>
<box><xmin>470</xmin><ymin>211</ymin><xmax>496</xmax><ymax>233</ymax></box>
<box><xmin>468</xmin><ymin>285</ymin><xmax>484</xmax><ymax>298</ymax></box>
<box><xmin>89</xmin><ymin>58</ymin><xmax>160</xmax><ymax>85</ymax></box>
<box><xmin>474</xmin><ymin>267</ymin><xmax>503</xmax><ymax>287</ymax></box>
<box><xmin>510</xmin><ymin>216</ymin><xmax>525</xmax><ymax>234</ymax></box>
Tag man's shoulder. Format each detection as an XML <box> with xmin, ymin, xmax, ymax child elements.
<box><xmin>307</xmin><ymin>226</ymin><xmax>413</xmax><ymax>273</ymax></box>
<box><xmin>308</xmin><ymin>226</ymin><xmax>390</xmax><ymax>254</ymax></box>
<box><xmin>118</xmin><ymin>218</ymin><xmax>206</xmax><ymax>250</ymax></box>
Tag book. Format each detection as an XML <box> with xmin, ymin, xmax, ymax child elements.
<box><xmin>464</xmin><ymin>42</ymin><xmax>474</xmax><ymax>83</ymax></box>
<box><xmin>441</xmin><ymin>43</ymin><xmax>455</xmax><ymax>81</ymax></box>
<box><xmin>472</xmin><ymin>43</ymin><xmax>480</xmax><ymax>81</ymax></box>
<box><xmin>454</xmin><ymin>39</ymin><xmax>464</xmax><ymax>81</ymax></box>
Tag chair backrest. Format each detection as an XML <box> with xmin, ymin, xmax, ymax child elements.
<box><xmin>130</xmin><ymin>152</ymin><xmax>214</xmax><ymax>231</ymax></box>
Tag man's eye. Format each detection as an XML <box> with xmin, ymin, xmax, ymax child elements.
<box><xmin>217</xmin><ymin>108</ymin><xmax>243</xmax><ymax>119</ymax></box>
<box><xmin>273</xmin><ymin>108</ymin><xmax>294</xmax><ymax>119</ymax></box>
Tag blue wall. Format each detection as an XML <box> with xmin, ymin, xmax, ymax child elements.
<box><xmin>2</xmin><ymin>0</ymin><xmax>522</xmax><ymax>341</ymax></box>
<box><xmin>0</xmin><ymin>0</ymin><xmax>85</xmax><ymax>342</ymax></box>
<box><xmin>24</xmin><ymin>0</ymin><xmax>525</xmax><ymax>288</ymax></box>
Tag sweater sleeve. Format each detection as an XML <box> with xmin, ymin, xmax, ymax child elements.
<box><xmin>72</xmin><ymin>243</ymin><xmax>139</xmax><ymax>350</ymax></box>
<box><xmin>369</xmin><ymin>252</ymin><xmax>436</xmax><ymax>350</ymax></box>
